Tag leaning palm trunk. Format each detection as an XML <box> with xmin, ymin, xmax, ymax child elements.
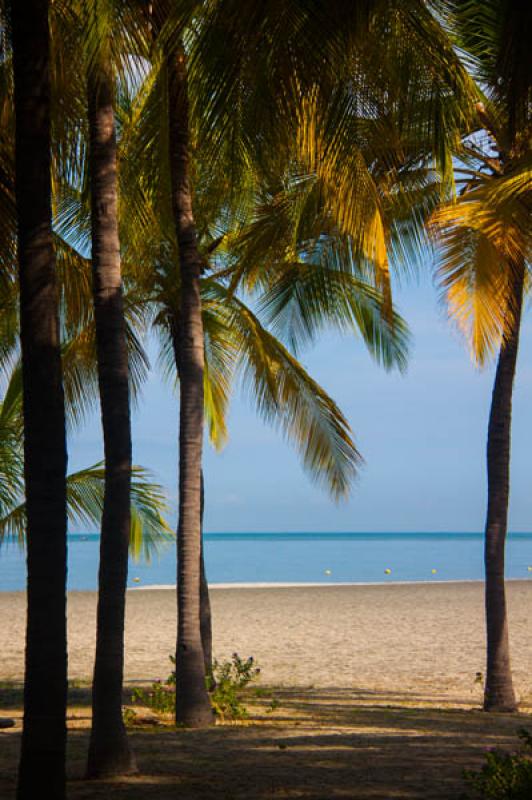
<box><xmin>166</xmin><ymin>44</ymin><xmax>213</xmax><ymax>726</ymax></box>
<box><xmin>86</xmin><ymin>65</ymin><xmax>136</xmax><ymax>775</ymax></box>
<box><xmin>12</xmin><ymin>2</ymin><xmax>68</xmax><ymax>798</ymax></box>
<box><xmin>483</xmin><ymin>260</ymin><xmax>524</xmax><ymax>712</ymax></box>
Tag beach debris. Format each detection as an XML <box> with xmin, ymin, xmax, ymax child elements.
<box><xmin>384</xmin><ymin>568</ymin><xmax>391</xmax><ymax>575</ymax></box>
<box><xmin>324</xmin><ymin>569</ymin><xmax>332</xmax><ymax>576</ymax></box>
<box><xmin>0</xmin><ymin>718</ymin><xmax>15</xmax><ymax>729</ymax></box>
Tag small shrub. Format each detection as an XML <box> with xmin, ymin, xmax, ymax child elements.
<box><xmin>207</xmin><ymin>654</ymin><xmax>260</xmax><ymax>720</ymax></box>
<box><xmin>462</xmin><ymin>729</ymin><xmax>532</xmax><ymax>799</ymax></box>
<box><xmin>132</xmin><ymin>652</ymin><xmax>260</xmax><ymax>721</ymax></box>
<box><xmin>132</xmin><ymin>655</ymin><xmax>176</xmax><ymax>715</ymax></box>
<box><xmin>132</xmin><ymin>680</ymin><xmax>175</xmax><ymax>715</ymax></box>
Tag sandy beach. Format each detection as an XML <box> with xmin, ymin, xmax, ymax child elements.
<box><xmin>2</xmin><ymin>580</ymin><xmax>531</xmax><ymax>705</ymax></box>
<box><xmin>2</xmin><ymin>581</ymin><xmax>532</xmax><ymax>799</ymax></box>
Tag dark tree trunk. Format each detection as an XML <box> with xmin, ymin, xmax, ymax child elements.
<box><xmin>166</xmin><ymin>43</ymin><xmax>213</xmax><ymax>727</ymax></box>
<box><xmin>85</xmin><ymin>66</ymin><xmax>136</xmax><ymax>776</ymax></box>
<box><xmin>483</xmin><ymin>260</ymin><xmax>524</xmax><ymax>713</ymax></box>
<box><xmin>12</xmin><ymin>2</ymin><xmax>68</xmax><ymax>798</ymax></box>
<box><xmin>170</xmin><ymin>322</ymin><xmax>214</xmax><ymax>679</ymax></box>
<box><xmin>200</xmin><ymin>473</ymin><xmax>213</xmax><ymax>676</ymax></box>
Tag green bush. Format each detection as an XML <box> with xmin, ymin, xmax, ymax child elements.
<box><xmin>132</xmin><ymin>679</ymin><xmax>175</xmax><ymax>715</ymax></box>
<box><xmin>463</xmin><ymin>729</ymin><xmax>532</xmax><ymax>799</ymax></box>
<box><xmin>207</xmin><ymin>653</ymin><xmax>260</xmax><ymax>720</ymax></box>
<box><xmin>131</xmin><ymin>654</ymin><xmax>176</xmax><ymax>715</ymax></box>
<box><xmin>132</xmin><ymin>652</ymin><xmax>260</xmax><ymax>721</ymax></box>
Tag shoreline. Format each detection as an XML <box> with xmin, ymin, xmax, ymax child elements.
<box><xmin>4</xmin><ymin>576</ymin><xmax>532</xmax><ymax>594</ymax></box>
<box><xmin>130</xmin><ymin>577</ymin><xmax>532</xmax><ymax>591</ymax></box>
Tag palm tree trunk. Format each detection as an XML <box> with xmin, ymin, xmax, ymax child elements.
<box><xmin>200</xmin><ymin>472</ymin><xmax>213</xmax><ymax>676</ymax></box>
<box><xmin>166</xmin><ymin>43</ymin><xmax>213</xmax><ymax>727</ymax></box>
<box><xmin>85</xmin><ymin>65</ymin><xmax>136</xmax><ymax>775</ymax></box>
<box><xmin>12</xmin><ymin>3</ymin><xmax>68</xmax><ymax>798</ymax></box>
<box><xmin>483</xmin><ymin>260</ymin><xmax>524</xmax><ymax>712</ymax></box>
<box><xmin>170</xmin><ymin>321</ymin><xmax>214</xmax><ymax>679</ymax></box>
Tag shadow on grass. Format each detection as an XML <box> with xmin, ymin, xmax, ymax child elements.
<box><xmin>0</xmin><ymin>682</ymin><xmax>149</xmax><ymax>711</ymax></box>
<box><xmin>1</xmin><ymin>687</ymin><xmax>531</xmax><ymax>800</ymax></box>
<box><xmin>0</xmin><ymin>688</ymin><xmax>532</xmax><ymax>800</ymax></box>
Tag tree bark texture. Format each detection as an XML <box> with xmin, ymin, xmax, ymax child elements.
<box><xmin>166</xmin><ymin>44</ymin><xmax>213</xmax><ymax>727</ymax></box>
<box><xmin>171</xmin><ymin>322</ymin><xmax>214</xmax><ymax>678</ymax></box>
<box><xmin>483</xmin><ymin>260</ymin><xmax>524</xmax><ymax>712</ymax></box>
<box><xmin>200</xmin><ymin>472</ymin><xmax>213</xmax><ymax>676</ymax></box>
<box><xmin>85</xmin><ymin>66</ymin><xmax>136</xmax><ymax>775</ymax></box>
<box><xmin>12</xmin><ymin>2</ymin><xmax>68</xmax><ymax>798</ymax></box>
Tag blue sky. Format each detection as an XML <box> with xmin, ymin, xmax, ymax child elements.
<box><xmin>69</xmin><ymin>271</ymin><xmax>532</xmax><ymax>533</ymax></box>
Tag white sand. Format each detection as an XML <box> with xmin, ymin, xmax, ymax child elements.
<box><xmin>2</xmin><ymin>581</ymin><xmax>531</xmax><ymax>704</ymax></box>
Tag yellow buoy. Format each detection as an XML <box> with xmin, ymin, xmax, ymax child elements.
<box><xmin>528</xmin><ymin>566</ymin><xmax>532</xmax><ymax>572</ymax></box>
<box><xmin>384</xmin><ymin>568</ymin><xmax>391</xmax><ymax>575</ymax></box>
<box><xmin>133</xmin><ymin>577</ymin><xmax>141</xmax><ymax>583</ymax></box>
<box><xmin>431</xmin><ymin>569</ymin><xmax>437</xmax><ymax>574</ymax></box>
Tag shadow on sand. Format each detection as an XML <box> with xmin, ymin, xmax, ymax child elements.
<box><xmin>1</xmin><ymin>686</ymin><xmax>530</xmax><ymax>799</ymax></box>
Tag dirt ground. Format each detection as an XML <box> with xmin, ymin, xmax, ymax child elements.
<box><xmin>1</xmin><ymin>685</ymin><xmax>531</xmax><ymax>799</ymax></box>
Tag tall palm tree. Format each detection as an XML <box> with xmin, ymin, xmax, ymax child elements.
<box><xmin>123</xmin><ymin>0</ymin><xmax>476</xmax><ymax>726</ymax></box>
<box><xmin>433</xmin><ymin>167</ymin><xmax>530</xmax><ymax>711</ymax></box>
<box><xmin>82</xmin><ymin>2</ymin><xmax>138</xmax><ymax>773</ymax></box>
<box><xmin>431</xmin><ymin>0</ymin><xmax>531</xmax><ymax>712</ymax></box>
<box><xmin>166</xmin><ymin>41</ymin><xmax>214</xmax><ymax>728</ymax></box>
<box><xmin>11</xmin><ymin>1</ymin><xmax>68</xmax><ymax>797</ymax></box>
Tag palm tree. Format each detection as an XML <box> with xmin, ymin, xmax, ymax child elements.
<box><xmin>118</xmin><ymin>148</ymin><xmax>409</xmax><ymax>731</ymax></box>
<box><xmin>11</xmin><ymin>1</ymin><xmax>68</xmax><ymax>797</ymax></box>
<box><xmin>163</xmin><ymin>35</ymin><xmax>214</xmax><ymax>726</ymax></box>
<box><xmin>82</xmin><ymin>2</ymin><xmax>138</xmax><ymax>774</ymax></box>
<box><xmin>120</xmin><ymin>0</ymin><xmax>476</xmax><ymax>726</ymax></box>
<box><xmin>431</xmin><ymin>1</ymin><xmax>531</xmax><ymax>712</ymax></box>
<box><xmin>121</xmin><ymin>0</ymin><xmax>211</xmax><ymax>725</ymax></box>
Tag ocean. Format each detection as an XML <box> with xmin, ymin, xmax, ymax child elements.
<box><xmin>1</xmin><ymin>532</ymin><xmax>532</xmax><ymax>592</ymax></box>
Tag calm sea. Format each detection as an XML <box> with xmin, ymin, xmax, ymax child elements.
<box><xmin>1</xmin><ymin>532</ymin><xmax>532</xmax><ymax>592</ymax></box>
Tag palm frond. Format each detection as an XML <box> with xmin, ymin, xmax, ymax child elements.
<box><xmin>207</xmin><ymin>285</ymin><xmax>362</xmax><ymax>499</ymax></box>
<box><xmin>429</xmin><ymin>169</ymin><xmax>530</xmax><ymax>364</ymax></box>
<box><xmin>257</xmin><ymin>256</ymin><xmax>410</xmax><ymax>371</ymax></box>
<box><xmin>0</xmin><ymin>461</ymin><xmax>174</xmax><ymax>559</ymax></box>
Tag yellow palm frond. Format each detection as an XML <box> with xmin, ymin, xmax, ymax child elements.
<box><xmin>430</xmin><ymin>184</ymin><xmax>525</xmax><ymax>364</ymax></box>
